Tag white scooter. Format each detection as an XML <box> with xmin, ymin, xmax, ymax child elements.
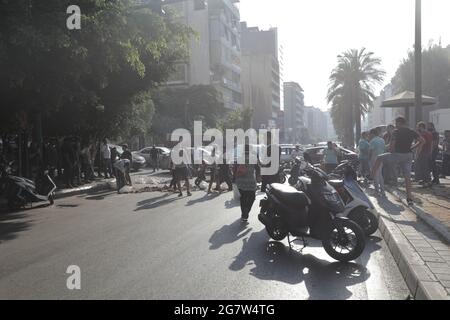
<box><xmin>327</xmin><ymin>160</ymin><xmax>379</xmax><ymax>236</ymax></box>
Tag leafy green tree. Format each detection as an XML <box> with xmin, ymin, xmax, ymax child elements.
<box><xmin>327</xmin><ymin>48</ymin><xmax>385</xmax><ymax>147</ymax></box>
<box><xmin>391</xmin><ymin>44</ymin><xmax>450</xmax><ymax>119</ymax></box>
<box><xmin>0</xmin><ymin>0</ymin><xmax>194</xmax><ymax>141</ymax></box>
<box><xmin>152</xmin><ymin>85</ymin><xmax>225</xmax><ymax>137</ymax></box>
<box><xmin>219</xmin><ymin>107</ymin><xmax>253</xmax><ymax>131</ymax></box>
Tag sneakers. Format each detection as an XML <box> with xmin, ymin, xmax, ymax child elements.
<box><xmin>407</xmin><ymin>198</ymin><xmax>414</xmax><ymax>206</ymax></box>
<box><xmin>187</xmin><ymin>192</ymin><xmax>192</xmax><ymax>197</ymax></box>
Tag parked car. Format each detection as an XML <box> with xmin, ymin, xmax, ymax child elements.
<box><xmin>303</xmin><ymin>145</ymin><xmax>357</xmax><ymax>165</ymax></box>
<box><xmin>279</xmin><ymin>144</ymin><xmax>304</xmax><ymax>163</ymax></box>
<box><xmin>109</xmin><ymin>144</ymin><xmax>146</xmax><ymax>171</ymax></box>
<box><xmin>134</xmin><ymin>146</ymin><xmax>171</xmax><ymax>170</ymax></box>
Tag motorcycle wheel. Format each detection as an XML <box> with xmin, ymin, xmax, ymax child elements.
<box><xmin>265</xmin><ymin>216</ymin><xmax>288</xmax><ymax>241</ymax></box>
<box><xmin>322</xmin><ymin>219</ymin><xmax>365</xmax><ymax>262</ymax></box>
<box><xmin>288</xmin><ymin>176</ymin><xmax>297</xmax><ymax>186</ymax></box>
<box><xmin>349</xmin><ymin>208</ymin><xmax>378</xmax><ymax>236</ymax></box>
<box><xmin>279</xmin><ymin>174</ymin><xmax>286</xmax><ymax>184</ymax></box>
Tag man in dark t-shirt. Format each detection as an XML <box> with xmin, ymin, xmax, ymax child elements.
<box><xmin>372</xmin><ymin>117</ymin><xmax>424</xmax><ymax>206</ymax></box>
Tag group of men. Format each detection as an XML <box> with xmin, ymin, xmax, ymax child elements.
<box><xmin>358</xmin><ymin>116</ymin><xmax>445</xmax><ymax>205</ymax></box>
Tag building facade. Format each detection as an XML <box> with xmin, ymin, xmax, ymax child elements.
<box><xmin>241</xmin><ymin>23</ymin><xmax>281</xmax><ymax>129</ymax></box>
<box><xmin>304</xmin><ymin>106</ymin><xmax>328</xmax><ymax>143</ymax></box>
<box><xmin>165</xmin><ymin>0</ymin><xmax>242</xmax><ymax>110</ymax></box>
<box><xmin>283</xmin><ymin>82</ymin><xmax>305</xmax><ymax>144</ymax></box>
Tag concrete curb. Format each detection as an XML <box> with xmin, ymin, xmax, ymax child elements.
<box><xmin>54</xmin><ymin>182</ymin><xmax>112</xmax><ymax>200</ymax></box>
<box><xmin>385</xmin><ymin>186</ymin><xmax>450</xmax><ymax>244</ymax></box>
<box><xmin>378</xmin><ymin>213</ymin><xmax>449</xmax><ymax>300</ymax></box>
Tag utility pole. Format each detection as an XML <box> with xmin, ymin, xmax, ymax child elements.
<box><xmin>415</xmin><ymin>0</ymin><xmax>423</xmax><ymax>123</ymax></box>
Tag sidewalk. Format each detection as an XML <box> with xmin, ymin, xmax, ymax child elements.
<box><xmin>369</xmin><ymin>187</ymin><xmax>450</xmax><ymax>300</ymax></box>
<box><xmin>386</xmin><ymin>178</ymin><xmax>450</xmax><ymax>243</ymax></box>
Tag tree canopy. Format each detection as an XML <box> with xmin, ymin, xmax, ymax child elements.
<box><xmin>391</xmin><ymin>44</ymin><xmax>450</xmax><ymax>118</ymax></box>
<box><xmin>327</xmin><ymin>48</ymin><xmax>385</xmax><ymax>147</ymax></box>
<box><xmin>0</xmin><ymin>0</ymin><xmax>194</xmax><ymax>140</ymax></box>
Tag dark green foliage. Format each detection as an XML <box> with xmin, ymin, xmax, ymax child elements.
<box><xmin>0</xmin><ymin>0</ymin><xmax>194</xmax><ymax>140</ymax></box>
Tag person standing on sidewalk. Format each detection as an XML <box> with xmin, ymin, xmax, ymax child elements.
<box><xmin>371</xmin><ymin>117</ymin><xmax>425</xmax><ymax>206</ymax></box>
<box><xmin>415</xmin><ymin>122</ymin><xmax>433</xmax><ymax>188</ymax></box>
<box><xmin>383</xmin><ymin>124</ymin><xmax>397</xmax><ymax>186</ymax></box>
<box><xmin>234</xmin><ymin>145</ymin><xmax>261</xmax><ymax>223</ymax></box>
<box><xmin>427</xmin><ymin>122</ymin><xmax>440</xmax><ymax>185</ymax></box>
<box><xmin>100</xmin><ymin>139</ymin><xmax>112</xmax><ymax>179</ymax></box>
<box><xmin>369</xmin><ymin>128</ymin><xmax>387</xmax><ymax>197</ymax></box>
<box><xmin>358</xmin><ymin>132</ymin><xmax>370</xmax><ymax>179</ymax></box>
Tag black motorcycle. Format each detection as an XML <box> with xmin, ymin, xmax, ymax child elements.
<box><xmin>258</xmin><ymin>160</ymin><xmax>366</xmax><ymax>262</ymax></box>
<box><xmin>1</xmin><ymin>162</ymin><xmax>56</xmax><ymax>211</ymax></box>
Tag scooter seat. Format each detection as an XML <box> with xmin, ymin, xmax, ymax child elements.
<box><xmin>269</xmin><ymin>183</ymin><xmax>309</xmax><ymax>207</ymax></box>
<box><xmin>328</xmin><ymin>179</ymin><xmax>344</xmax><ymax>187</ymax></box>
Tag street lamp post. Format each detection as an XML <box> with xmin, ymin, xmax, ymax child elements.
<box><xmin>415</xmin><ymin>0</ymin><xmax>423</xmax><ymax>123</ymax></box>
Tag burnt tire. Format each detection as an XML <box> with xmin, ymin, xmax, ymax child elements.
<box><xmin>349</xmin><ymin>208</ymin><xmax>378</xmax><ymax>236</ymax></box>
<box><xmin>322</xmin><ymin>219</ymin><xmax>366</xmax><ymax>262</ymax></box>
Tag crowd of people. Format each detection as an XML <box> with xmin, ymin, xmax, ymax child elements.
<box><xmin>0</xmin><ymin>136</ymin><xmax>133</xmax><ymax>190</ymax></box>
<box><xmin>357</xmin><ymin>117</ymin><xmax>450</xmax><ymax>205</ymax></box>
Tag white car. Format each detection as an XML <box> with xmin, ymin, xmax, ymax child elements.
<box><xmin>134</xmin><ymin>147</ymin><xmax>171</xmax><ymax>170</ymax></box>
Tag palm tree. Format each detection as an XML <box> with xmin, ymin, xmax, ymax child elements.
<box><xmin>327</xmin><ymin>48</ymin><xmax>385</xmax><ymax>147</ymax></box>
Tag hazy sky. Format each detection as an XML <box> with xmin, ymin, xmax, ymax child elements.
<box><xmin>238</xmin><ymin>0</ymin><xmax>450</xmax><ymax>111</ymax></box>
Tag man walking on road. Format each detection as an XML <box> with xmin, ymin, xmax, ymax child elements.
<box><xmin>371</xmin><ymin>117</ymin><xmax>425</xmax><ymax>206</ymax></box>
<box><xmin>150</xmin><ymin>146</ymin><xmax>159</xmax><ymax>173</ymax></box>
<box><xmin>234</xmin><ymin>145</ymin><xmax>261</xmax><ymax>223</ymax></box>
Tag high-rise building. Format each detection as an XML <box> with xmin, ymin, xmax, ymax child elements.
<box><xmin>165</xmin><ymin>0</ymin><xmax>211</xmax><ymax>87</ymax></box>
<box><xmin>304</xmin><ymin>106</ymin><xmax>328</xmax><ymax>143</ymax></box>
<box><xmin>283</xmin><ymin>82</ymin><xmax>305</xmax><ymax>144</ymax></box>
<box><xmin>241</xmin><ymin>22</ymin><xmax>281</xmax><ymax>129</ymax></box>
<box><xmin>209</xmin><ymin>0</ymin><xmax>243</xmax><ymax>110</ymax></box>
<box><xmin>164</xmin><ymin>0</ymin><xmax>242</xmax><ymax>110</ymax></box>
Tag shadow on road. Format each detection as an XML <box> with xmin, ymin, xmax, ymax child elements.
<box><xmin>0</xmin><ymin>212</ymin><xmax>33</xmax><ymax>243</ymax></box>
<box><xmin>134</xmin><ymin>193</ymin><xmax>181</xmax><ymax>212</ymax></box>
<box><xmin>186</xmin><ymin>193</ymin><xmax>221</xmax><ymax>207</ymax></box>
<box><xmin>83</xmin><ymin>190</ymin><xmax>117</xmax><ymax>201</ymax></box>
<box><xmin>229</xmin><ymin>229</ymin><xmax>370</xmax><ymax>299</ymax></box>
<box><xmin>209</xmin><ymin>219</ymin><xmax>252</xmax><ymax>250</ymax></box>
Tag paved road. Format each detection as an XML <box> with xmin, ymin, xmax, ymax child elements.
<box><xmin>0</xmin><ymin>189</ymin><xmax>410</xmax><ymax>299</ymax></box>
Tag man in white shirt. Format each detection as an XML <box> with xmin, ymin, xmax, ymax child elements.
<box><xmin>100</xmin><ymin>138</ymin><xmax>112</xmax><ymax>178</ymax></box>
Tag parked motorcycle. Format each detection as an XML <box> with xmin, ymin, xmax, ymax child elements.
<box><xmin>327</xmin><ymin>160</ymin><xmax>379</xmax><ymax>236</ymax></box>
<box><xmin>258</xmin><ymin>160</ymin><xmax>366</xmax><ymax>262</ymax></box>
<box><xmin>1</xmin><ymin>162</ymin><xmax>56</xmax><ymax>211</ymax></box>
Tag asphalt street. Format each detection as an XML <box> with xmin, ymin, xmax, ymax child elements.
<box><xmin>0</xmin><ymin>187</ymin><xmax>410</xmax><ymax>299</ymax></box>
